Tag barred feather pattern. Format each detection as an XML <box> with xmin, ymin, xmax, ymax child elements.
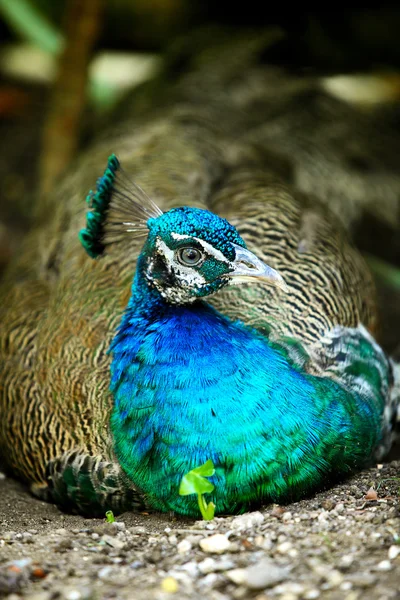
<box><xmin>0</xmin><ymin>28</ymin><xmax>398</xmax><ymax>509</ymax></box>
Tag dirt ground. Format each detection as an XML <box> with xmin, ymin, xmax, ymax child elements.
<box><xmin>1</xmin><ymin>460</ymin><xmax>399</xmax><ymax>600</ymax></box>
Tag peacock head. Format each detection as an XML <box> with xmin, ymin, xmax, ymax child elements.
<box><xmin>80</xmin><ymin>155</ymin><xmax>287</xmax><ymax>305</ymax></box>
<box><xmin>141</xmin><ymin>206</ymin><xmax>287</xmax><ymax>304</ymax></box>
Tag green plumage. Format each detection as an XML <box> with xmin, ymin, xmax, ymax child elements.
<box><xmin>79</xmin><ymin>154</ymin><xmax>120</xmax><ymax>258</ymax></box>
<box><xmin>0</xmin><ymin>29</ymin><xmax>399</xmax><ymax>517</ymax></box>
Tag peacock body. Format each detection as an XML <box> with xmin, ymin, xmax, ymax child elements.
<box><xmin>1</xmin><ymin>30</ymin><xmax>399</xmax><ymax>517</ymax></box>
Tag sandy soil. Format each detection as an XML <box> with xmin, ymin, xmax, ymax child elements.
<box><xmin>1</xmin><ymin>460</ymin><xmax>399</xmax><ymax>600</ymax></box>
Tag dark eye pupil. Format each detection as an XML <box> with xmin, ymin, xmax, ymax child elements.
<box><xmin>179</xmin><ymin>247</ymin><xmax>202</xmax><ymax>265</ymax></box>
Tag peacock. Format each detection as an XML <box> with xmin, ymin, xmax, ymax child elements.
<box><xmin>1</xmin><ymin>30</ymin><xmax>400</xmax><ymax>518</ymax></box>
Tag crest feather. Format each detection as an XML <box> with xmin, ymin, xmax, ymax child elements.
<box><xmin>79</xmin><ymin>154</ymin><xmax>163</xmax><ymax>258</ymax></box>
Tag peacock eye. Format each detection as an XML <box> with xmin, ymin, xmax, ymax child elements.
<box><xmin>177</xmin><ymin>247</ymin><xmax>204</xmax><ymax>267</ymax></box>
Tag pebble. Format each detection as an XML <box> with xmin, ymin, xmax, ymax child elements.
<box><xmin>177</xmin><ymin>539</ymin><xmax>192</xmax><ymax>554</ymax></box>
<box><xmin>161</xmin><ymin>576</ymin><xmax>179</xmax><ymax>593</ymax></box>
<box><xmin>62</xmin><ymin>588</ymin><xmax>92</xmax><ymax>600</ymax></box>
<box><xmin>226</xmin><ymin>569</ymin><xmax>247</xmax><ymax>585</ymax></box>
<box><xmin>338</xmin><ymin>554</ymin><xmax>354</xmax><ymax>569</ymax></box>
<box><xmin>54</xmin><ymin>538</ymin><xmax>73</xmax><ymax>552</ymax></box>
<box><xmin>245</xmin><ymin>558</ymin><xmax>288</xmax><ymax>590</ymax></box>
<box><xmin>276</xmin><ymin>541</ymin><xmax>292</xmax><ymax>554</ymax></box>
<box><xmin>199</xmin><ymin>534</ymin><xmax>231</xmax><ymax>554</ymax></box>
<box><xmin>178</xmin><ymin>561</ymin><xmax>199</xmax><ymax>578</ymax></box>
<box><xmin>198</xmin><ymin>573</ymin><xmax>220</xmax><ymax>589</ymax></box>
<box><xmin>375</xmin><ymin>560</ymin><xmax>392</xmax><ymax>571</ymax></box>
<box><xmin>28</xmin><ymin>593</ymin><xmax>51</xmax><ymax>600</ymax></box>
<box><xmin>388</xmin><ymin>545</ymin><xmax>400</xmax><ymax>560</ymax></box>
<box><xmin>273</xmin><ymin>582</ymin><xmax>305</xmax><ymax>595</ymax></box>
<box><xmin>0</xmin><ymin>559</ymin><xmax>32</xmax><ymax>594</ymax></box>
<box><xmin>303</xmin><ymin>590</ymin><xmax>320</xmax><ymax>599</ymax></box>
<box><xmin>98</xmin><ymin>566</ymin><xmax>113</xmax><ymax>581</ymax></box>
<box><xmin>230</xmin><ymin>512</ymin><xmax>264</xmax><ymax>531</ymax></box>
<box><xmin>101</xmin><ymin>534</ymin><xmax>125</xmax><ymax>550</ymax></box>
<box><xmin>365</xmin><ymin>488</ymin><xmax>378</xmax><ymax>501</ymax></box>
<box><xmin>346</xmin><ymin>572</ymin><xmax>377</xmax><ymax>587</ymax></box>
<box><xmin>198</xmin><ymin>557</ymin><xmax>234</xmax><ymax>574</ymax></box>
<box><xmin>326</xmin><ymin>569</ymin><xmax>344</xmax><ymax>587</ymax></box>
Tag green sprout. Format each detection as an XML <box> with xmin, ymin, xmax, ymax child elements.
<box><xmin>179</xmin><ymin>459</ymin><xmax>216</xmax><ymax>521</ymax></box>
<box><xmin>105</xmin><ymin>510</ymin><xmax>115</xmax><ymax>523</ymax></box>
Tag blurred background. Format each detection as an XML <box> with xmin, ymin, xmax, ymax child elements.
<box><xmin>1</xmin><ymin>1</ymin><xmax>400</xmax><ymax>350</ymax></box>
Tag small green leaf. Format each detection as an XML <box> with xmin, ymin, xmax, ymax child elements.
<box><xmin>105</xmin><ymin>510</ymin><xmax>115</xmax><ymax>523</ymax></box>
<box><xmin>179</xmin><ymin>460</ymin><xmax>216</xmax><ymax>520</ymax></box>
<box><xmin>198</xmin><ymin>494</ymin><xmax>215</xmax><ymax>521</ymax></box>
<box><xmin>191</xmin><ymin>459</ymin><xmax>215</xmax><ymax>477</ymax></box>
<box><xmin>179</xmin><ymin>460</ymin><xmax>215</xmax><ymax>496</ymax></box>
<box><xmin>179</xmin><ymin>471</ymin><xmax>215</xmax><ymax>496</ymax></box>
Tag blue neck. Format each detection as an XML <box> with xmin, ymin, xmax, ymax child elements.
<box><xmin>109</xmin><ymin>257</ymin><xmax>381</xmax><ymax>516</ymax></box>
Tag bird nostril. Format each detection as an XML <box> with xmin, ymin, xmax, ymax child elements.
<box><xmin>239</xmin><ymin>260</ymin><xmax>257</xmax><ymax>270</ymax></box>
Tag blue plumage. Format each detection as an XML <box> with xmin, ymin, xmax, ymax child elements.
<box><xmin>76</xmin><ymin>155</ymin><xmax>398</xmax><ymax>518</ymax></box>
<box><xmin>109</xmin><ymin>227</ymin><xmax>387</xmax><ymax>517</ymax></box>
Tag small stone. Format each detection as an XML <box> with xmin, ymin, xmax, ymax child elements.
<box><xmin>183</xmin><ymin>535</ymin><xmax>201</xmax><ymax>545</ymax></box>
<box><xmin>334</xmin><ymin>503</ymin><xmax>345</xmax><ymax>514</ymax></box>
<box><xmin>199</xmin><ymin>534</ymin><xmax>231</xmax><ymax>554</ymax></box>
<box><xmin>270</xmin><ymin>505</ymin><xmax>286</xmax><ymax>518</ymax></box>
<box><xmin>326</xmin><ymin>570</ymin><xmax>343</xmax><ymax>587</ymax></box>
<box><xmin>199</xmin><ymin>558</ymin><xmax>217</xmax><ymax>574</ymax></box>
<box><xmin>177</xmin><ymin>539</ymin><xmax>192</xmax><ymax>554</ymax></box>
<box><xmin>32</xmin><ymin>567</ymin><xmax>47</xmax><ymax>579</ymax></box>
<box><xmin>347</xmin><ymin>572</ymin><xmax>377</xmax><ymax>588</ymax></box>
<box><xmin>98</xmin><ymin>566</ymin><xmax>113</xmax><ymax>580</ymax></box>
<box><xmin>231</xmin><ymin>512</ymin><xmax>264</xmax><ymax>531</ymax></box>
<box><xmin>303</xmin><ymin>590</ymin><xmax>320</xmax><ymax>599</ymax></box>
<box><xmin>226</xmin><ymin>568</ymin><xmax>247</xmax><ymax>585</ymax></box>
<box><xmin>65</xmin><ymin>593</ymin><xmax>80</xmax><ymax>600</ymax></box>
<box><xmin>198</xmin><ymin>573</ymin><xmax>219</xmax><ymax>589</ymax></box>
<box><xmin>161</xmin><ymin>577</ymin><xmax>179</xmax><ymax>593</ymax></box>
<box><xmin>101</xmin><ymin>534</ymin><xmax>125</xmax><ymax>550</ymax></box>
<box><xmin>321</xmin><ymin>499</ymin><xmax>335</xmax><ymax>511</ymax></box>
<box><xmin>338</xmin><ymin>554</ymin><xmax>354</xmax><ymax>569</ymax></box>
<box><xmin>365</xmin><ymin>488</ymin><xmax>378</xmax><ymax>501</ymax></box>
<box><xmin>375</xmin><ymin>560</ymin><xmax>392</xmax><ymax>571</ymax></box>
<box><xmin>388</xmin><ymin>545</ymin><xmax>400</xmax><ymax>560</ymax></box>
<box><xmin>54</xmin><ymin>538</ymin><xmax>73</xmax><ymax>552</ymax></box>
<box><xmin>246</xmin><ymin>558</ymin><xmax>288</xmax><ymax>590</ymax></box>
<box><xmin>168</xmin><ymin>535</ymin><xmax>178</xmax><ymax>545</ymax></box>
<box><xmin>281</xmin><ymin>512</ymin><xmax>292</xmax><ymax>522</ymax></box>
<box><xmin>276</xmin><ymin>541</ymin><xmax>292</xmax><ymax>554</ymax></box>
<box><xmin>254</xmin><ymin>536</ymin><xmax>264</xmax><ymax>547</ymax></box>
<box><xmin>274</xmin><ymin>582</ymin><xmax>305</xmax><ymax>595</ymax></box>
<box><xmin>129</xmin><ymin>526</ymin><xmax>147</xmax><ymax>534</ymax></box>
<box><xmin>92</xmin><ymin>523</ymin><xmax>117</xmax><ymax>536</ymax></box>
<box><xmin>179</xmin><ymin>561</ymin><xmax>199</xmax><ymax>578</ymax></box>
<box><xmin>340</xmin><ymin>581</ymin><xmax>352</xmax><ymax>591</ymax></box>
<box><xmin>199</xmin><ymin>557</ymin><xmax>235</xmax><ymax>574</ymax></box>
<box><xmin>0</xmin><ymin>559</ymin><xmax>32</xmax><ymax>595</ymax></box>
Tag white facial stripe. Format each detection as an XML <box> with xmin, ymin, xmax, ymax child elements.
<box><xmin>170</xmin><ymin>232</ymin><xmax>229</xmax><ymax>264</ymax></box>
<box><xmin>155</xmin><ymin>237</ymin><xmax>207</xmax><ymax>286</ymax></box>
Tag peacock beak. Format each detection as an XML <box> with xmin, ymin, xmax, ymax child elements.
<box><xmin>229</xmin><ymin>244</ymin><xmax>288</xmax><ymax>292</ymax></box>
